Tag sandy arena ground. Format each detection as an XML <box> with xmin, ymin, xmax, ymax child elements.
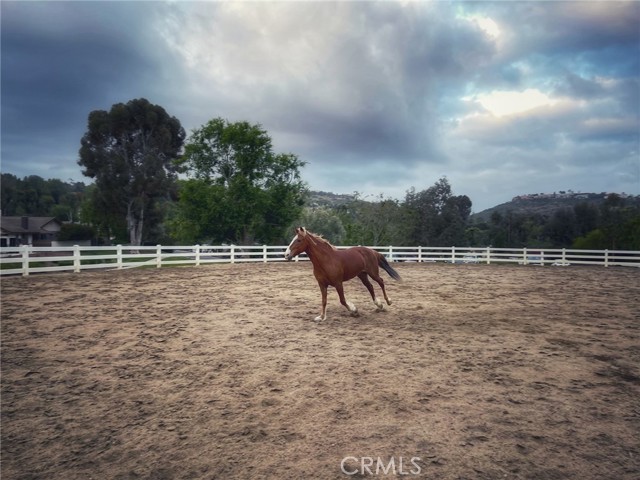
<box><xmin>1</xmin><ymin>262</ymin><xmax>639</xmax><ymax>479</ymax></box>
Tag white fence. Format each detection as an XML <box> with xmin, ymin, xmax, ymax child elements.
<box><xmin>1</xmin><ymin>244</ymin><xmax>639</xmax><ymax>276</ymax></box>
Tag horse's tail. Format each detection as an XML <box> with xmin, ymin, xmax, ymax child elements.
<box><xmin>377</xmin><ymin>253</ymin><xmax>402</xmax><ymax>282</ymax></box>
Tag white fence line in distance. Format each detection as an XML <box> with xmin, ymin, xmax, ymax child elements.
<box><xmin>1</xmin><ymin>244</ymin><xmax>639</xmax><ymax>276</ymax></box>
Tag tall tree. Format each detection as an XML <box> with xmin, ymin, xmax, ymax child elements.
<box><xmin>174</xmin><ymin>118</ymin><xmax>306</xmax><ymax>244</ymax></box>
<box><xmin>404</xmin><ymin>177</ymin><xmax>472</xmax><ymax>246</ymax></box>
<box><xmin>78</xmin><ymin>98</ymin><xmax>185</xmax><ymax>245</ymax></box>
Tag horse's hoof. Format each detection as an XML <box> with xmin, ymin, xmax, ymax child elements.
<box><xmin>350</xmin><ymin>309</ymin><xmax>359</xmax><ymax>317</ymax></box>
<box><xmin>314</xmin><ymin>315</ymin><xmax>325</xmax><ymax>322</ymax></box>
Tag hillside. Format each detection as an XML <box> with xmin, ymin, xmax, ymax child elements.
<box><xmin>306</xmin><ymin>189</ymin><xmax>640</xmax><ymax>221</ymax></box>
<box><xmin>306</xmin><ymin>190</ymin><xmax>356</xmax><ymax>208</ymax></box>
<box><xmin>471</xmin><ymin>192</ymin><xmax>640</xmax><ymax>223</ymax></box>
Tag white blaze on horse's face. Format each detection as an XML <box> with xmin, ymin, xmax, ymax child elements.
<box><xmin>284</xmin><ymin>234</ymin><xmax>298</xmax><ymax>261</ymax></box>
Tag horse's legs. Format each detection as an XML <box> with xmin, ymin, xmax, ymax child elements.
<box><xmin>369</xmin><ymin>270</ymin><xmax>392</xmax><ymax>305</ymax></box>
<box><xmin>335</xmin><ymin>282</ymin><xmax>358</xmax><ymax>317</ymax></box>
<box><xmin>358</xmin><ymin>273</ymin><xmax>384</xmax><ymax>311</ymax></box>
<box><xmin>315</xmin><ymin>283</ymin><xmax>328</xmax><ymax>321</ymax></box>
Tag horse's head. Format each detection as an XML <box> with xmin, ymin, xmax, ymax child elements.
<box><xmin>285</xmin><ymin>226</ymin><xmax>311</xmax><ymax>261</ymax></box>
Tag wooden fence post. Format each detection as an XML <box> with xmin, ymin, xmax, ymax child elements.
<box><xmin>263</xmin><ymin>245</ymin><xmax>268</xmax><ymax>263</ymax></box>
<box><xmin>451</xmin><ymin>246</ymin><xmax>456</xmax><ymax>264</ymax></box>
<box><xmin>116</xmin><ymin>245</ymin><xmax>123</xmax><ymax>269</ymax></box>
<box><xmin>157</xmin><ymin>245</ymin><xmax>162</xmax><ymax>268</ymax></box>
<box><xmin>604</xmin><ymin>249</ymin><xmax>609</xmax><ymax>267</ymax></box>
<box><xmin>21</xmin><ymin>244</ymin><xmax>29</xmax><ymax>276</ymax></box>
<box><xmin>74</xmin><ymin>245</ymin><xmax>81</xmax><ymax>273</ymax></box>
<box><xmin>194</xmin><ymin>245</ymin><xmax>200</xmax><ymax>267</ymax></box>
<box><xmin>523</xmin><ymin>247</ymin><xmax>528</xmax><ymax>265</ymax></box>
<box><xmin>230</xmin><ymin>245</ymin><xmax>235</xmax><ymax>264</ymax></box>
<box><xmin>486</xmin><ymin>246</ymin><xmax>491</xmax><ymax>265</ymax></box>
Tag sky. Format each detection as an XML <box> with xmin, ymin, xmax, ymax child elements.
<box><xmin>1</xmin><ymin>0</ymin><xmax>639</xmax><ymax>212</ymax></box>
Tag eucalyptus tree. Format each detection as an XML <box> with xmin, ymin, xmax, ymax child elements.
<box><xmin>78</xmin><ymin>98</ymin><xmax>185</xmax><ymax>245</ymax></box>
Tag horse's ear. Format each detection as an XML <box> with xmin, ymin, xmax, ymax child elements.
<box><xmin>297</xmin><ymin>226</ymin><xmax>306</xmax><ymax>236</ymax></box>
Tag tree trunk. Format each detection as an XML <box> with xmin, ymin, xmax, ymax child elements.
<box><xmin>126</xmin><ymin>201</ymin><xmax>144</xmax><ymax>246</ymax></box>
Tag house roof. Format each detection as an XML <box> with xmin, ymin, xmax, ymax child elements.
<box><xmin>0</xmin><ymin>216</ymin><xmax>61</xmax><ymax>234</ymax></box>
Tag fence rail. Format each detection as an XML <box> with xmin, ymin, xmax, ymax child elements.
<box><xmin>1</xmin><ymin>244</ymin><xmax>639</xmax><ymax>276</ymax></box>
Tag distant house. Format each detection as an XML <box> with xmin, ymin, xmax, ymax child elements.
<box><xmin>0</xmin><ymin>216</ymin><xmax>62</xmax><ymax>247</ymax></box>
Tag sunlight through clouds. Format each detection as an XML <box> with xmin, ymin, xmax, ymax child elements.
<box><xmin>467</xmin><ymin>89</ymin><xmax>558</xmax><ymax>117</ymax></box>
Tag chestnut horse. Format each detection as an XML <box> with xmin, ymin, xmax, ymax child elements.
<box><xmin>284</xmin><ymin>227</ymin><xmax>402</xmax><ymax>321</ymax></box>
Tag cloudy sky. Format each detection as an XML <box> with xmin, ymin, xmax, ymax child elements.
<box><xmin>2</xmin><ymin>1</ymin><xmax>639</xmax><ymax>212</ymax></box>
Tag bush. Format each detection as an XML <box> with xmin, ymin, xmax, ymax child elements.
<box><xmin>57</xmin><ymin>223</ymin><xmax>95</xmax><ymax>241</ymax></box>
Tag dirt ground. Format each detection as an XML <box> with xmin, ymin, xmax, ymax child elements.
<box><xmin>1</xmin><ymin>262</ymin><xmax>639</xmax><ymax>480</ymax></box>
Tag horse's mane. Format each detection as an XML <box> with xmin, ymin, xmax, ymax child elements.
<box><xmin>307</xmin><ymin>231</ymin><xmax>337</xmax><ymax>251</ymax></box>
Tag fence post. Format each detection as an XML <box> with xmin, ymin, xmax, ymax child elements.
<box><xmin>116</xmin><ymin>245</ymin><xmax>123</xmax><ymax>269</ymax></box>
<box><xmin>418</xmin><ymin>246</ymin><xmax>422</xmax><ymax>263</ymax></box>
<box><xmin>157</xmin><ymin>245</ymin><xmax>162</xmax><ymax>268</ymax></box>
<box><xmin>194</xmin><ymin>245</ymin><xmax>200</xmax><ymax>267</ymax></box>
<box><xmin>562</xmin><ymin>248</ymin><xmax>566</xmax><ymax>265</ymax></box>
<box><xmin>230</xmin><ymin>245</ymin><xmax>235</xmax><ymax>264</ymax></box>
<box><xmin>486</xmin><ymin>246</ymin><xmax>491</xmax><ymax>265</ymax></box>
<box><xmin>451</xmin><ymin>246</ymin><xmax>456</xmax><ymax>264</ymax></box>
<box><xmin>604</xmin><ymin>249</ymin><xmax>609</xmax><ymax>267</ymax></box>
<box><xmin>523</xmin><ymin>247</ymin><xmax>528</xmax><ymax>265</ymax></box>
<box><xmin>263</xmin><ymin>245</ymin><xmax>268</xmax><ymax>263</ymax></box>
<box><xmin>74</xmin><ymin>245</ymin><xmax>81</xmax><ymax>273</ymax></box>
<box><xmin>21</xmin><ymin>244</ymin><xmax>30</xmax><ymax>276</ymax></box>
<box><xmin>388</xmin><ymin>245</ymin><xmax>393</xmax><ymax>262</ymax></box>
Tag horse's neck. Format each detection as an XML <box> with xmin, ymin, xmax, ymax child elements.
<box><xmin>306</xmin><ymin>238</ymin><xmax>336</xmax><ymax>269</ymax></box>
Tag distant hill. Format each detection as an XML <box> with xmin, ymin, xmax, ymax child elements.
<box><xmin>471</xmin><ymin>192</ymin><xmax>640</xmax><ymax>223</ymax></box>
<box><xmin>305</xmin><ymin>189</ymin><xmax>640</xmax><ymax>221</ymax></box>
<box><xmin>306</xmin><ymin>190</ymin><xmax>356</xmax><ymax>208</ymax></box>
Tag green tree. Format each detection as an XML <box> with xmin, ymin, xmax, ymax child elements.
<box><xmin>294</xmin><ymin>207</ymin><xmax>346</xmax><ymax>244</ymax></box>
<box><xmin>404</xmin><ymin>178</ymin><xmax>472</xmax><ymax>246</ymax></box>
<box><xmin>619</xmin><ymin>215</ymin><xmax>640</xmax><ymax>250</ymax></box>
<box><xmin>0</xmin><ymin>173</ymin><xmax>20</xmax><ymax>215</ymax></box>
<box><xmin>439</xmin><ymin>194</ymin><xmax>472</xmax><ymax>246</ymax></box>
<box><xmin>594</xmin><ymin>195</ymin><xmax>640</xmax><ymax>249</ymax></box>
<box><xmin>572</xmin><ymin>229</ymin><xmax>607</xmax><ymax>249</ymax></box>
<box><xmin>79</xmin><ymin>184</ymin><xmax>127</xmax><ymax>244</ymax></box>
<box><xmin>340</xmin><ymin>194</ymin><xmax>407</xmax><ymax>246</ymax></box>
<box><xmin>1</xmin><ymin>174</ymin><xmax>87</xmax><ymax>219</ymax></box>
<box><xmin>573</xmin><ymin>202</ymin><xmax>599</xmax><ymax>237</ymax></box>
<box><xmin>78</xmin><ymin>98</ymin><xmax>185</xmax><ymax>245</ymax></box>
<box><xmin>174</xmin><ymin>118</ymin><xmax>306</xmax><ymax>244</ymax></box>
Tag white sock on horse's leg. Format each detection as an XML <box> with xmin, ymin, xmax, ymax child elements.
<box><xmin>346</xmin><ymin>301</ymin><xmax>358</xmax><ymax>316</ymax></box>
<box><xmin>374</xmin><ymin>297</ymin><xmax>384</xmax><ymax>311</ymax></box>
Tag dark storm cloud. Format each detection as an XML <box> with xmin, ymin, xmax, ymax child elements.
<box><xmin>1</xmin><ymin>1</ymin><xmax>170</xmax><ymax>180</ymax></box>
<box><xmin>246</xmin><ymin>1</ymin><xmax>496</xmax><ymax>167</ymax></box>
<box><xmin>1</xmin><ymin>1</ymin><xmax>638</xmax><ymax>211</ymax></box>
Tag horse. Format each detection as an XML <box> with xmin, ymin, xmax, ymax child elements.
<box><xmin>284</xmin><ymin>226</ymin><xmax>402</xmax><ymax>321</ymax></box>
